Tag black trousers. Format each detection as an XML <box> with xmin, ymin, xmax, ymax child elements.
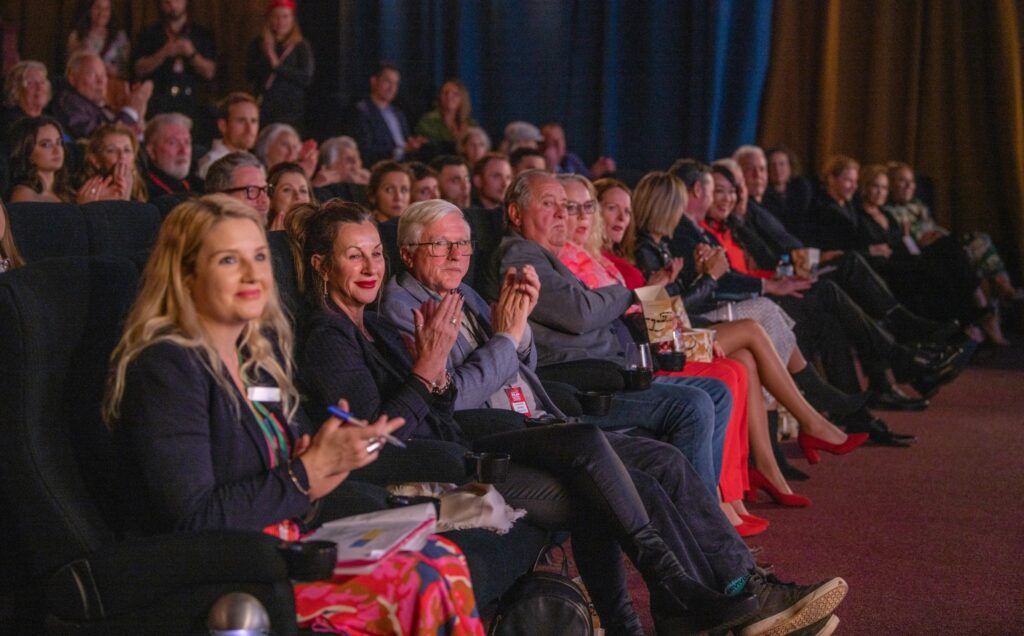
<box><xmin>778</xmin><ymin>279</ymin><xmax>896</xmax><ymax>388</ymax></box>
<box><xmin>822</xmin><ymin>251</ymin><xmax>899</xmax><ymax>319</ymax></box>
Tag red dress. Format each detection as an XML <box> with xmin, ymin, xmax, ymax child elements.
<box><xmin>562</xmin><ymin>246</ymin><xmax>751</xmax><ymax>502</ymax></box>
<box><xmin>267</xmin><ymin>520</ymin><xmax>485</xmax><ymax>635</ymax></box>
<box><xmin>700</xmin><ymin>219</ymin><xmax>773</xmax><ymax>279</ymax></box>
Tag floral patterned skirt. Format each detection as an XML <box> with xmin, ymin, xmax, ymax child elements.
<box><xmin>268</xmin><ymin>522</ymin><xmax>485</xmax><ymax>635</ymax></box>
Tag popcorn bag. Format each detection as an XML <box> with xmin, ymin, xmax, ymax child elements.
<box><xmin>790</xmin><ymin>247</ymin><xmax>820</xmax><ymax>277</ymax></box>
<box><xmin>679</xmin><ymin>328</ymin><xmax>715</xmax><ymax>362</ymax></box>
<box><xmin>635</xmin><ymin>285</ymin><xmax>689</xmax><ymax>345</ymax></box>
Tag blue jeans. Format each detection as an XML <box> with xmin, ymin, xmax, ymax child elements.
<box><xmin>585</xmin><ymin>377</ymin><xmax>731</xmax><ymax>494</ymax></box>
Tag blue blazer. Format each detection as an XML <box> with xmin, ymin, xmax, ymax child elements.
<box><xmin>381</xmin><ymin>271</ymin><xmax>565</xmax><ymax>417</ymax></box>
<box><xmin>117</xmin><ymin>341</ymin><xmax>312</xmax><ymax>534</ymax></box>
<box><xmin>354</xmin><ymin>98</ymin><xmax>411</xmax><ymax>166</ymax></box>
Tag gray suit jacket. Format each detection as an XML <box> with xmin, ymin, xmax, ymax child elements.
<box><xmin>496</xmin><ymin>231</ymin><xmax>633</xmax><ymax>366</ymax></box>
<box><xmin>382</xmin><ymin>270</ymin><xmax>563</xmax><ymax>417</ymax></box>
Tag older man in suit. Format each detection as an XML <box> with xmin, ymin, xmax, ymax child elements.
<box><xmin>380</xmin><ymin>198</ymin><xmax>848</xmax><ymax>636</ymax></box>
<box><xmin>353</xmin><ymin>63</ymin><xmax>427</xmax><ymax>166</ymax></box>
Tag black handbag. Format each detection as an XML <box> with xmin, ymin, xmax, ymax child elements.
<box><xmin>487</xmin><ymin>544</ymin><xmax>594</xmax><ymax>636</ymax></box>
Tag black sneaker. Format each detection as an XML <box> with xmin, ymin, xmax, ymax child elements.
<box><xmin>736</xmin><ymin>570</ymin><xmax>848</xmax><ymax>636</ymax></box>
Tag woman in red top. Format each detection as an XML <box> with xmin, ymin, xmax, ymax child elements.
<box><xmin>702</xmin><ymin>164</ymin><xmax>774</xmax><ymax>279</ymax></box>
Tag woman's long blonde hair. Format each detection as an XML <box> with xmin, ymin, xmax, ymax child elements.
<box><xmin>0</xmin><ymin>198</ymin><xmax>26</xmax><ymax>269</ymax></box>
<box><xmin>104</xmin><ymin>194</ymin><xmax>299</xmax><ymax>426</ymax></box>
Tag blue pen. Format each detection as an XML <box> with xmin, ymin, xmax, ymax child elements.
<box><xmin>327</xmin><ymin>405</ymin><xmax>407</xmax><ymax>449</ymax></box>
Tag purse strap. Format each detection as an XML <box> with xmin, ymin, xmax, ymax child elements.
<box><xmin>531</xmin><ymin>543</ymin><xmax>570</xmax><ymax>578</ymax></box>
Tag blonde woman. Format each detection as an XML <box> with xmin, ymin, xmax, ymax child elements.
<box><xmin>104</xmin><ymin>194</ymin><xmax>484</xmax><ymax>634</ymax></box>
<box><xmin>0</xmin><ymin>197</ymin><xmax>26</xmax><ymax>273</ymax></box>
<box><xmin>80</xmin><ymin>122</ymin><xmax>147</xmax><ymax>201</ymax></box>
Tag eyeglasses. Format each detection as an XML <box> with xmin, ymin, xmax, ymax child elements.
<box><xmin>409</xmin><ymin>239</ymin><xmax>476</xmax><ymax>257</ymax></box>
<box><xmin>222</xmin><ymin>184</ymin><xmax>273</xmax><ymax>200</ymax></box>
<box><xmin>565</xmin><ymin>200</ymin><xmax>597</xmax><ymax>216</ymax></box>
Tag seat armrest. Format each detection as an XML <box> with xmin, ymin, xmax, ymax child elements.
<box><xmin>536</xmin><ymin>359</ymin><xmax>625</xmax><ymax>393</ymax></box>
<box><xmin>539</xmin><ymin>381</ymin><xmax>584</xmax><ymax>417</ymax></box>
<box><xmin>47</xmin><ymin>530</ymin><xmax>289</xmax><ymax>622</ymax></box>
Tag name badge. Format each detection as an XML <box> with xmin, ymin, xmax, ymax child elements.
<box><xmin>248</xmin><ymin>386</ymin><xmax>281</xmax><ymax>403</ymax></box>
<box><xmin>504</xmin><ymin>386</ymin><xmax>532</xmax><ymax>416</ymax></box>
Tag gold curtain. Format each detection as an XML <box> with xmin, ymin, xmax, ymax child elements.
<box><xmin>1</xmin><ymin>0</ymin><xmax>265</xmax><ymax>95</ymax></box>
<box><xmin>760</xmin><ymin>0</ymin><xmax>1024</xmax><ymax>277</ymax></box>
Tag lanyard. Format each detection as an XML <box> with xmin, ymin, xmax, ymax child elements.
<box><xmin>148</xmin><ymin>170</ymin><xmax>189</xmax><ymax>196</ymax></box>
<box><xmin>240</xmin><ymin>356</ymin><xmax>289</xmax><ymax>467</ymax></box>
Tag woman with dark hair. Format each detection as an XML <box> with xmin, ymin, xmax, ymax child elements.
<box><xmin>9</xmin><ymin>116</ymin><xmax>73</xmax><ymax>203</ymax></box>
<box><xmin>366</xmin><ymin>159</ymin><xmax>412</xmax><ymax>223</ymax></box>
<box><xmin>105</xmin><ymin>193</ymin><xmax>485</xmax><ymax>634</ymax></box>
<box><xmin>415</xmin><ymin>80</ymin><xmax>478</xmax><ymax>155</ymax></box>
<box><xmin>66</xmin><ymin>0</ymin><xmax>130</xmax><ymax>82</ymax></box>
<box><xmin>79</xmin><ymin>122</ymin><xmax>147</xmax><ymax>201</ymax></box>
<box><xmin>296</xmin><ymin>198</ymin><xmax>848</xmax><ymax>636</ymax></box>
<box><xmin>267</xmin><ymin>161</ymin><xmax>316</xmax><ymax>231</ymax></box>
<box><xmin>245</xmin><ymin>0</ymin><xmax>315</xmax><ymax>130</ymax></box>
<box><xmin>0</xmin><ymin>197</ymin><xmax>26</xmax><ymax>272</ymax></box>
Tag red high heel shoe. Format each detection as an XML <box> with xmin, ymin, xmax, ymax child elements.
<box><xmin>745</xmin><ymin>468</ymin><xmax>811</xmax><ymax>507</ymax></box>
<box><xmin>735</xmin><ymin>513</ymin><xmax>769</xmax><ymax>537</ymax></box>
<box><xmin>798</xmin><ymin>431</ymin><xmax>869</xmax><ymax>464</ymax></box>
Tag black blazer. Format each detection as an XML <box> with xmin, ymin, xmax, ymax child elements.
<box><xmin>299</xmin><ymin>302</ymin><xmax>462</xmax><ymax>443</ymax></box>
<box><xmin>353</xmin><ymin>98</ymin><xmax>411</xmax><ymax>166</ymax></box>
<box><xmin>118</xmin><ymin>341</ymin><xmax>313</xmax><ymax>535</ymax></box>
<box><xmin>669</xmin><ymin>216</ymin><xmax>763</xmax><ymax>301</ymax></box>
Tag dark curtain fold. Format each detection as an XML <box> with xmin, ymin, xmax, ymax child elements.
<box><xmin>760</xmin><ymin>0</ymin><xmax>1024</xmax><ymax>278</ymax></box>
<box><xmin>311</xmin><ymin>0</ymin><xmax>775</xmax><ymax>170</ymax></box>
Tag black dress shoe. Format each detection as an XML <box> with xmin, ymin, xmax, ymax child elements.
<box><xmin>869</xmin><ymin>386</ymin><xmax>928</xmax><ymax>411</ymax></box>
<box><xmin>840</xmin><ymin>409</ymin><xmax>917</xmax><ymax>447</ymax></box>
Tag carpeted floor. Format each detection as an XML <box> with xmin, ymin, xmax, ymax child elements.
<box><xmin>576</xmin><ymin>341</ymin><xmax>1024</xmax><ymax>634</ymax></box>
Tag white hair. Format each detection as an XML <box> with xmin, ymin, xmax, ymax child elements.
<box><xmin>397</xmin><ymin>199</ymin><xmax>469</xmax><ymax>255</ymax></box>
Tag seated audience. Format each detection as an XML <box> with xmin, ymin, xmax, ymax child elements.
<box><xmin>8</xmin><ymin>116</ymin><xmax>80</xmax><ymax>203</ymax></box>
<box><xmin>732</xmin><ymin>146</ymin><xmax>958</xmax><ymax>348</ymax></box>
<box><xmin>105</xmin><ymin>194</ymin><xmax>483</xmax><ymax>634</ymax></box>
<box><xmin>457</xmin><ymin>125</ymin><xmax>491</xmax><ymax>167</ymax></box>
<box><xmin>471</xmin><ymin>152</ymin><xmax>512</xmax><ymax>209</ymax></box>
<box><xmin>887</xmin><ymin>160</ymin><xmax>1019</xmax><ymax>340</ymax></box>
<box><xmin>671</xmin><ymin>160</ymin><xmax>947</xmax><ymax>411</ymax></box>
<box><xmin>354</xmin><ymin>62</ymin><xmax>426</xmax><ymax>165</ymax></box>
<box><xmin>245</xmin><ymin>0</ymin><xmax>315</xmax><ymax>130</ymax></box>
<box><xmin>415</xmin><ymin>79</ymin><xmax>477</xmax><ymax>156</ymax></box>
<box><xmin>80</xmin><ymin>122</ymin><xmax>147</xmax><ymax>201</ymax></box>
<box><xmin>554</xmin><ymin>173</ymin><xmax>768</xmax><ymax>533</ymax></box>
<box><xmin>406</xmin><ymin>161</ymin><xmax>439</xmax><ymax>203</ymax></box>
<box><xmin>65</xmin><ymin>0</ymin><xmax>131</xmax><ymax>90</ymax></box>
<box><xmin>205</xmin><ymin>151</ymin><xmax>271</xmax><ymax>223</ymax></box>
<box><xmin>53</xmin><ymin>50</ymin><xmax>151</xmax><ymax>140</ymax></box>
<box><xmin>0</xmin><ymin>197</ymin><xmax>25</xmax><ymax>272</ymax></box>
<box><xmin>366</xmin><ymin>160</ymin><xmax>411</xmax><ymax>223</ymax></box>
<box><xmin>312</xmin><ymin>136</ymin><xmax>369</xmax><ymax>187</ymax></box>
<box><xmin>255</xmin><ymin>122</ymin><xmax>317</xmax><ymax>177</ymax></box>
<box><xmin>510</xmin><ymin>146</ymin><xmax>548</xmax><ymax>175</ymax></box>
<box><xmin>857</xmin><ymin>164</ymin><xmax>988</xmax><ymax>340</ymax></box>
<box><xmin>430</xmin><ymin>155</ymin><xmax>471</xmax><ymax>208</ymax></box>
<box><xmin>541</xmin><ymin>122</ymin><xmax>615</xmax><ymax>179</ymax></box>
<box><xmin>490</xmin><ymin>169</ymin><xmax>736</xmax><ymax>494</ymax></box>
<box><xmin>142</xmin><ymin>112</ymin><xmax>200</xmax><ymax>196</ymax></box>
<box><xmin>299</xmin><ymin>198</ymin><xmax>848</xmax><ymax>635</ymax></box>
<box><xmin>196</xmin><ymin>92</ymin><xmax>260</xmax><ymax>179</ymax></box>
<box><xmin>267</xmin><ymin>161</ymin><xmax>315</xmax><ymax>231</ymax></box>
<box><xmin>2</xmin><ymin>60</ymin><xmax>52</xmax><ymax>135</ymax></box>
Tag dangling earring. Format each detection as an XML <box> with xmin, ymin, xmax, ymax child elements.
<box><xmin>319</xmin><ymin>274</ymin><xmax>329</xmax><ymax>299</ymax></box>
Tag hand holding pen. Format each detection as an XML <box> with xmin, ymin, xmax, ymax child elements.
<box><xmin>328</xmin><ymin>405</ymin><xmax>407</xmax><ymax>452</ymax></box>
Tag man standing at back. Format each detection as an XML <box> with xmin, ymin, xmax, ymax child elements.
<box><xmin>354</xmin><ymin>63</ymin><xmax>426</xmax><ymax>165</ymax></box>
<box><xmin>133</xmin><ymin>0</ymin><xmax>216</xmax><ymax>122</ymax></box>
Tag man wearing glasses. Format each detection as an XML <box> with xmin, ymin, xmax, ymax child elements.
<box><xmin>204</xmin><ymin>151</ymin><xmax>272</xmax><ymax>222</ymax></box>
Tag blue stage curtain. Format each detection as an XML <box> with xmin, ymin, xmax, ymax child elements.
<box><xmin>308</xmin><ymin>0</ymin><xmax>774</xmax><ymax>169</ymax></box>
